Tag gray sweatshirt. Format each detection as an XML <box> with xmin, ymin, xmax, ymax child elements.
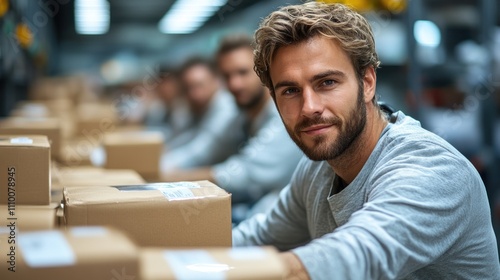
<box><xmin>233</xmin><ymin>111</ymin><xmax>500</xmax><ymax>279</ymax></box>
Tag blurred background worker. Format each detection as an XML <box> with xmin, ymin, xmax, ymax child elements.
<box><xmin>145</xmin><ymin>67</ymin><xmax>191</xmax><ymax>146</ymax></box>
<box><xmin>162</xmin><ymin>35</ymin><xmax>303</xmax><ymax>221</ymax></box>
<box><xmin>160</xmin><ymin>57</ymin><xmax>238</xmax><ymax>170</ymax></box>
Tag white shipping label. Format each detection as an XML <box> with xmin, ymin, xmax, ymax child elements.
<box><xmin>160</xmin><ymin>188</ymin><xmax>195</xmax><ymax>201</ymax></box>
<box><xmin>10</xmin><ymin>137</ymin><xmax>33</xmax><ymax>144</ymax></box>
<box><xmin>164</xmin><ymin>250</ymin><xmax>227</xmax><ymax>280</ymax></box>
<box><xmin>18</xmin><ymin>231</ymin><xmax>76</xmax><ymax>268</ymax></box>
<box><xmin>228</xmin><ymin>247</ymin><xmax>266</xmax><ymax>260</ymax></box>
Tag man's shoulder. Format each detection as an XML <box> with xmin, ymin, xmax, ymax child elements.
<box><xmin>384</xmin><ymin>111</ymin><xmax>462</xmax><ymax>157</ymax></box>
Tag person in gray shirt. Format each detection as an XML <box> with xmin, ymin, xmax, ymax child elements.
<box><xmin>162</xmin><ymin>35</ymin><xmax>303</xmax><ymax>209</ymax></box>
<box><xmin>233</xmin><ymin>2</ymin><xmax>500</xmax><ymax>279</ymax></box>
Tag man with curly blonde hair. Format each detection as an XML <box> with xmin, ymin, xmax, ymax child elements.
<box><xmin>232</xmin><ymin>2</ymin><xmax>500</xmax><ymax>279</ymax></box>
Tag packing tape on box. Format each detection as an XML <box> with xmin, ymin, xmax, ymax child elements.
<box><xmin>10</xmin><ymin>137</ymin><xmax>33</xmax><ymax>144</ymax></box>
<box><xmin>113</xmin><ymin>182</ymin><xmax>202</xmax><ymax>201</ymax></box>
<box><xmin>70</xmin><ymin>226</ymin><xmax>107</xmax><ymax>237</ymax></box>
<box><xmin>164</xmin><ymin>250</ymin><xmax>228</xmax><ymax>280</ymax></box>
<box><xmin>113</xmin><ymin>182</ymin><xmax>201</xmax><ymax>192</ymax></box>
<box><xmin>18</xmin><ymin>231</ymin><xmax>76</xmax><ymax>268</ymax></box>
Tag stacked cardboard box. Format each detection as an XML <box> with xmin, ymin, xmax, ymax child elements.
<box><xmin>51</xmin><ymin>167</ymin><xmax>146</xmax><ymax>204</ymax></box>
<box><xmin>74</xmin><ymin>102</ymin><xmax>118</xmax><ymax>139</ymax></box>
<box><xmin>103</xmin><ymin>131</ymin><xmax>164</xmax><ymax>180</ymax></box>
<box><xmin>0</xmin><ymin>135</ymin><xmax>50</xmax><ymax>205</ymax></box>
<box><xmin>0</xmin><ymin>203</ymin><xmax>58</xmax><ymax>231</ymax></box>
<box><xmin>0</xmin><ymin>227</ymin><xmax>139</xmax><ymax>280</ymax></box>
<box><xmin>0</xmin><ymin>117</ymin><xmax>62</xmax><ymax>159</ymax></box>
<box><xmin>64</xmin><ymin>180</ymin><xmax>231</xmax><ymax>247</ymax></box>
<box><xmin>140</xmin><ymin>247</ymin><xmax>285</xmax><ymax>280</ymax></box>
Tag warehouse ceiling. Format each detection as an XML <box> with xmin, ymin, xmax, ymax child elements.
<box><xmin>48</xmin><ymin>0</ymin><xmax>497</xmax><ymax>76</ymax></box>
<box><xmin>53</xmin><ymin>0</ymin><xmax>262</xmax><ymax>41</ymax></box>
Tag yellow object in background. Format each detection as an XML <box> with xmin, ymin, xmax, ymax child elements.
<box><xmin>16</xmin><ymin>22</ymin><xmax>34</xmax><ymax>48</ymax></box>
<box><xmin>319</xmin><ymin>0</ymin><xmax>375</xmax><ymax>12</ymax></box>
<box><xmin>380</xmin><ymin>0</ymin><xmax>407</xmax><ymax>13</ymax></box>
<box><xmin>318</xmin><ymin>0</ymin><xmax>407</xmax><ymax>13</ymax></box>
<box><xmin>0</xmin><ymin>0</ymin><xmax>8</xmax><ymax>17</ymax></box>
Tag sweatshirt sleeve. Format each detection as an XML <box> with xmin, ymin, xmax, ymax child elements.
<box><xmin>292</xmin><ymin>145</ymin><xmax>488</xmax><ymax>279</ymax></box>
<box><xmin>232</xmin><ymin>156</ymin><xmax>312</xmax><ymax>251</ymax></box>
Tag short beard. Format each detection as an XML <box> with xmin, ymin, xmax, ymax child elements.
<box><xmin>237</xmin><ymin>87</ymin><xmax>265</xmax><ymax>110</ymax></box>
<box><xmin>285</xmin><ymin>84</ymin><xmax>367</xmax><ymax>161</ymax></box>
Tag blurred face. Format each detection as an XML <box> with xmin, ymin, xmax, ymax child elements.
<box><xmin>270</xmin><ymin>36</ymin><xmax>367</xmax><ymax>161</ymax></box>
<box><xmin>157</xmin><ymin>77</ymin><xmax>179</xmax><ymax>104</ymax></box>
<box><xmin>181</xmin><ymin>65</ymin><xmax>218</xmax><ymax>109</ymax></box>
<box><xmin>218</xmin><ymin>47</ymin><xmax>265</xmax><ymax>109</ymax></box>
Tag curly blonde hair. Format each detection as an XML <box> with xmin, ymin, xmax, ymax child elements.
<box><xmin>254</xmin><ymin>1</ymin><xmax>380</xmax><ymax>101</ymax></box>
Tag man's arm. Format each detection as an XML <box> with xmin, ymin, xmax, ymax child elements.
<box><xmin>290</xmin><ymin>152</ymin><xmax>491</xmax><ymax>279</ymax></box>
<box><xmin>232</xmin><ymin>157</ymin><xmax>311</xmax><ymax>250</ymax></box>
<box><xmin>281</xmin><ymin>252</ymin><xmax>310</xmax><ymax>280</ymax></box>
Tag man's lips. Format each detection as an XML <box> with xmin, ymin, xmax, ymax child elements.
<box><xmin>301</xmin><ymin>124</ymin><xmax>334</xmax><ymax>135</ymax></box>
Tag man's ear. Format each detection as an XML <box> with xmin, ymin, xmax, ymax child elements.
<box><xmin>363</xmin><ymin>67</ymin><xmax>376</xmax><ymax>103</ymax></box>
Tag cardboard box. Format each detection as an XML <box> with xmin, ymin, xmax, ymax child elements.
<box><xmin>0</xmin><ymin>117</ymin><xmax>62</xmax><ymax>159</ymax></box>
<box><xmin>0</xmin><ymin>203</ymin><xmax>58</xmax><ymax>231</ymax></box>
<box><xmin>0</xmin><ymin>135</ymin><xmax>50</xmax><ymax>205</ymax></box>
<box><xmin>103</xmin><ymin>131</ymin><xmax>164</xmax><ymax>180</ymax></box>
<box><xmin>74</xmin><ymin>103</ymin><xmax>117</xmax><ymax>139</ymax></box>
<box><xmin>59</xmin><ymin>139</ymin><xmax>97</xmax><ymax>166</ymax></box>
<box><xmin>64</xmin><ymin>180</ymin><xmax>231</xmax><ymax>247</ymax></box>
<box><xmin>140</xmin><ymin>247</ymin><xmax>285</xmax><ymax>280</ymax></box>
<box><xmin>51</xmin><ymin>167</ymin><xmax>146</xmax><ymax>203</ymax></box>
<box><xmin>0</xmin><ymin>227</ymin><xmax>139</xmax><ymax>280</ymax></box>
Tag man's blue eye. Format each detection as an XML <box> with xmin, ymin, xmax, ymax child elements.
<box><xmin>322</xmin><ymin>80</ymin><xmax>335</xmax><ymax>86</ymax></box>
<box><xmin>283</xmin><ymin>88</ymin><xmax>298</xmax><ymax>95</ymax></box>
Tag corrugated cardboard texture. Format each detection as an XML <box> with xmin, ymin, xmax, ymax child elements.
<box><xmin>139</xmin><ymin>247</ymin><xmax>285</xmax><ymax>280</ymax></box>
<box><xmin>0</xmin><ymin>135</ymin><xmax>50</xmax><ymax>205</ymax></box>
<box><xmin>0</xmin><ymin>227</ymin><xmax>139</xmax><ymax>280</ymax></box>
<box><xmin>64</xmin><ymin>180</ymin><xmax>231</xmax><ymax>247</ymax></box>
<box><xmin>0</xmin><ymin>203</ymin><xmax>58</xmax><ymax>231</ymax></box>
<box><xmin>103</xmin><ymin>131</ymin><xmax>164</xmax><ymax>180</ymax></box>
<box><xmin>0</xmin><ymin>117</ymin><xmax>62</xmax><ymax>158</ymax></box>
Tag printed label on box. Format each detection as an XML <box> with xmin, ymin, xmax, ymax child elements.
<box><xmin>18</xmin><ymin>231</ymin><xmax>76</xmax><ymax>268</ymax></box>
<box><xmin>10</xmin><ymin>137</ymin><xmax>33</xmax><ymax>144</ymax></box>
<box><xmin>160</xmin><ymin>188</ymin><xmax>195</xmax><ymax>201</ymax></box>
<box><xmin>164</xmin><ymin>250</ymin><xmax>227</xmax><ymax>280</ymax></box>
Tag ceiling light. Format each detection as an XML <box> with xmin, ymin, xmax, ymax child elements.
<box><xmin>75</xmin><ymin>0</ymin><xmax>110</xmax><ymax>35</ymax></box>
<box><xmin>158</xmin><ymin>0</ymin><xmax>228</xmax><ymax>34</ymax></box>
<box><xmin>414</xmin><ymin>20</ymin><xmax>441</xmax><ymax>48</ymax></box>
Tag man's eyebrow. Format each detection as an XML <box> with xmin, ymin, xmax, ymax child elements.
<box><xmin>273</xmin><ymin>70</ymin><xmax>347</xmax><ymax>91</ymax></box>
<box><xmin>311</xmin><ymin>70</ymin><xmax>346</xmax><ymax>82</ymax></box>
<box><xmin>274</xmin><ymin>80</ymin><xmax>299</xmax><ymax>91</ymax></box>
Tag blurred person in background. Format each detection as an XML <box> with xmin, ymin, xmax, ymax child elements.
<box><xmin>162</xmin><ymin>35</ymin><xmax>303</xmax><ymax>221</ymax></box>
<box><xmin>160</xmin><ymin>57</ymin><xmax>238</xmax><ymax>170</ymax></box>
<box><xmin>232</xmin><ymin>2</ymin><xmax>500</xmax><ymax>279</ymax></box>
<box><xmin>145</xmin><ymin>67</ymin><xmax>191</xmax><ymax>147</ymax></box>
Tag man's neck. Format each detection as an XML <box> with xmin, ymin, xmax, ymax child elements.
<box><xmin>245</xmin><ymin>90</ymin><xmax>270</xmax><ymax>121</ymax></box>
<box><xmin>327</xmin><ymin>105</ymin><xmax>387</xmax><ymax>185</ymax></box>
